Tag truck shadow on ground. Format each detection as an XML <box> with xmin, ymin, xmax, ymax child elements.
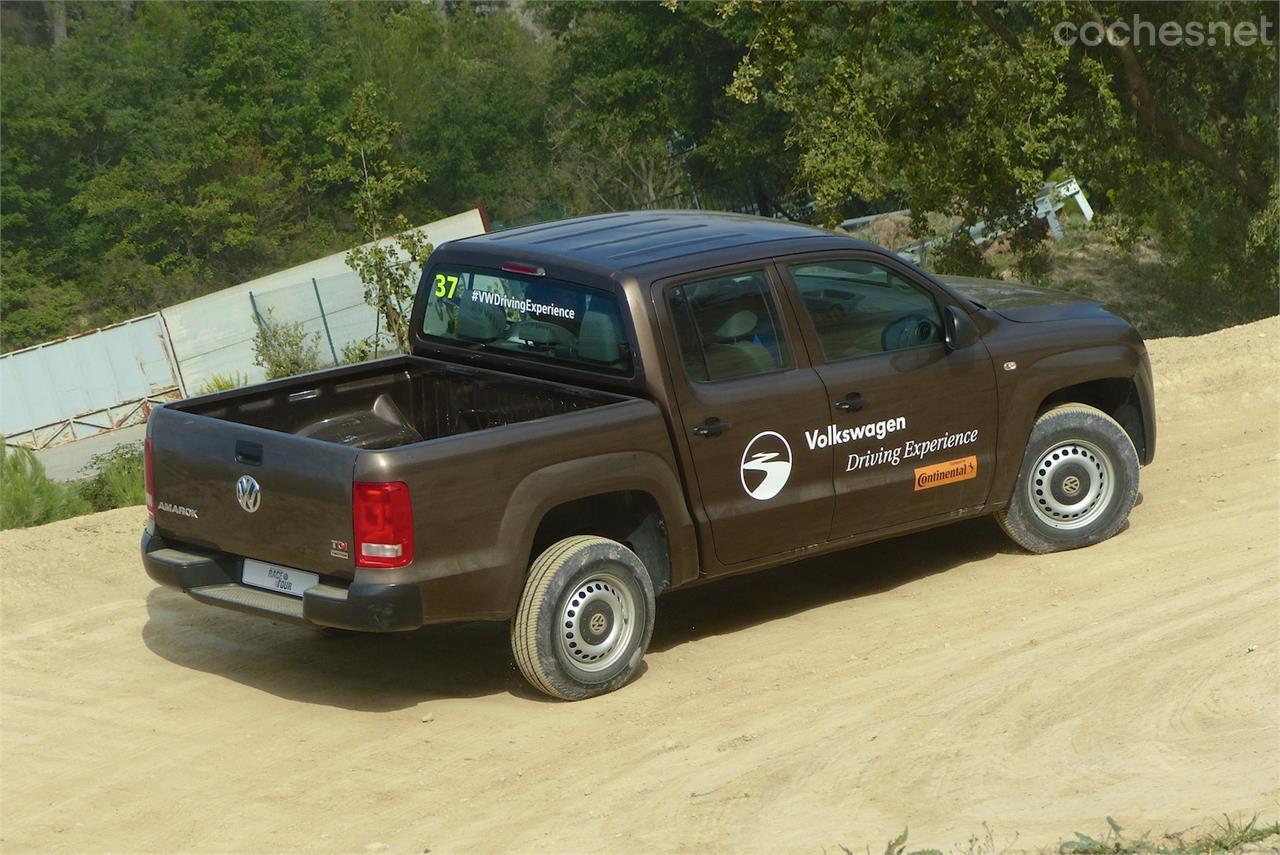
<box><xmin>141</xmin><ymin>517</ymin><xmax>1011</xmax><ymax>711</ymax></box>
<box><xmin>142</xmin><ymin>590</ymin><xmax>527</xmax><ymax>711</ymax></box>
<box><xmin>651</xmin><ymin>516</ymin><xmax>1009</xmax><ymax>652</ymax></box>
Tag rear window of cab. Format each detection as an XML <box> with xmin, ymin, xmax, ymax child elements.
<box><xmin>420</xmin><ymin>266</ymin><xmax>633</xmax><ymax>376</ymax></box>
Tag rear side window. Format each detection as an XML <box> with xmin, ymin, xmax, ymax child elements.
<box><xmin>790</xmin><ymin>259</ymin><xmax>943</xmax><ymax>361</ymax></box>
<box><xmin>421</xmin><ymin>266</ymin><xmax>632</xmax><ymax>375</ymax></box>
<box><xmin>667</xmin><ymin>270</ymin><xmax>793</xmax><ymax>382</ymax></box>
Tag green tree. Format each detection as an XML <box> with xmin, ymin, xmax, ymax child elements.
<box><xmin>725</xmin><ymin>0</ymin><xmax>1278</xmax><ymax>327</ymax></box>
<box><xmin>344</xmin><ymin>3</ymin><xmax>555</xmax><ymax>222</ymax></box>
<box><xmin>1</xmin><ymin>2</ymin><xmax>356</xmax><ymax>350</ymax></box>
<box><xmin>0</xmin><ymin>444</ymin><xmax>89</xmax><ymax>529</ymax></box>
<box><xmin>317</xmin><ymin>84</ymin><xmax>431</xmax><ymax>354</ymax></box>
<box><xmin>537</xmin><ymin>1</ymin><xmax>799</xmax><ymax>215</ymax></box>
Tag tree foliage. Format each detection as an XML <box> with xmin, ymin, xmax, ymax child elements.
<box><xmin>0</xmin><ymin>2</ymin><xmax>552</xmax><ymax>351</ymax></box>
<box><xmin>536</xmin><ymin>1</ymin><xmax>800</xmax><ymax>215</ymax></box>
<box><xmin>1</xmin><ymin>2</ymin><xmax>354</xmax><ymax>349</ymax></box>
<box><xmin>1</xmin><ymin>0</ymin><xmax>1274</xmax><ymax>353</ymax></box>
<box><xmin>317</xmin><ymin>84</ymin><xmax>431</xmax><ymax>354</ymax></box>
<box><xmin>0</xmin><ymin>444</ymin><xmax>89</xmax><ymax>529</ymax></box>
<box><xmin>723</xmin><ymin>0</ymin><xmax>1278</xmax><ymax>324</ymax></box>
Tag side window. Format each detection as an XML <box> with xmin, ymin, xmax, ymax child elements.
<box><xmin>668</xmin><ymin>270</ymin><xmax>793</xmax><ymax>382</ymax></box>
<box><xmin>790</xmin><ymin>259</ymin><xmax>944</xmax><ymax>361</ymax></box>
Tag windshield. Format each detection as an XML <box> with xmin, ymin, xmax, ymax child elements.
<box><xmin>420</xmin><ymin>266</ymin><xmax>632</xmax><ymax>375</ymax></box>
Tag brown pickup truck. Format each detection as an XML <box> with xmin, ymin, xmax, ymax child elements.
<box><xmin>142</xmin><ymin>211</ymin><xmax>1156</xmax><ymax>699</ymax></box>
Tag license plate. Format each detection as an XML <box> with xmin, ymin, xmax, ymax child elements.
<box><xmin>242</xmin><ymin>559</ymin><xmax>318</xmax><ymax>599</ymax></box>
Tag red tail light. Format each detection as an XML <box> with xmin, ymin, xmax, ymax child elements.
<box><xmin>144</xmin><ymin>437</ymin><xmax>156</xmax><ymax>520</ymax></box>
<box><xmin>352</xmin><ymin>481</ymin><xmax>414</xmax><ymax>568</ymax></box>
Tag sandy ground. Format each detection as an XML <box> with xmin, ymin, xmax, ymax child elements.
<box><xmin>2</xmin><ymin>318</ymin><xmax>1278</xmax><ymax>854</ymax></box>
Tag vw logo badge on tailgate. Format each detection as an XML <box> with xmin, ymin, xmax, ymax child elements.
<box><xmin>235</xmin><ymin>475</ymin><xmax>261</xmax><ymax>513</ymax></box>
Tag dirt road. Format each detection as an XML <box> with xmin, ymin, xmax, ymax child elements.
<box><xmin>3</xmin><ymin>318</ymin><xmax>1277</xmax><ymax>853</ymax></box>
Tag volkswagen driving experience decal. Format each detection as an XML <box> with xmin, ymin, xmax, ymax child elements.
<box><xmin>737</xmin><ymin>416</ymin><xmax>982</xmax><ymax>501</ymax></box>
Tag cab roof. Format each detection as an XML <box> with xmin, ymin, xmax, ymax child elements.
<box><xmin>449</xmin><ymin>210</ymin><xmax>878</xmax><ymax>278</ymax></box>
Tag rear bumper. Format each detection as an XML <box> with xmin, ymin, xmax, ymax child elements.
<box><xmin>141</xmin><ymin>527</ymin><xmax>425</xmax><ymax>631</ymax></box>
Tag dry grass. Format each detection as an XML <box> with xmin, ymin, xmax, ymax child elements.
<box><xmin>846</xmin><ymin>815</ymin><xmax>1280</xmax><ymax>855</ymax></box>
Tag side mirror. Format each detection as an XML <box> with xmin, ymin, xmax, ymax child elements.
<box><xmin>944</xmin><ymin>305</ymin><xmax>979</xmax><ymax>350</ymax></box>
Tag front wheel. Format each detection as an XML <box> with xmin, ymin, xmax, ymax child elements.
<box><xmin>512</xmin><ymin>536</ymin><xmax>656</xmax><ymax>700</ymax></box>
<box><xmin>997</xmin><ymin>404</ymin><xmax>1140</xmax><ymax>554</ymax></box>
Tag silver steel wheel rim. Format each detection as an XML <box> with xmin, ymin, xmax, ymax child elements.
<box><xmin>1027</xmin><ymin>438</ymin><xmax>1116</xmax><ymax>530</ymax></box>
<box><xmin>557</xmin><ymin>570</ymin><xmax>637</xmax><ymax>673</ymax></box>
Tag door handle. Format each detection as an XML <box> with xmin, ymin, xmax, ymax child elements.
<box><xmin>835</xmin><ymin>393</ymin><xmax>865</xmax><ymax>413</ymax></box>
<box><xmin>693</xmin><ymin>417</ymin><xmax>731</xmax><ymax>438</ymax></box>
<box><xmin>235</xmin><ymin>440</ymin><xmax>263</xmax><ymax>466</ymax></box>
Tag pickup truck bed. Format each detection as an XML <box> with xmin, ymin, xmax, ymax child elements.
<box><xmin>145</xmin><ymin>356</ymin><xmax>683</xmax><ymax>630</ymax></box>
<box><xmin>178</xmin><ymin>356</ymin><xmax>617</xmax><ymax>447</ymax></box>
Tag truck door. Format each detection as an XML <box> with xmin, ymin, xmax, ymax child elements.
<box><xmin>778</xmin><ymin>254</ymin><xmax>999</xmax><ymax>538</ymax></box>
<box><xmin>653</xmin><ymin>264</ymin><xmax>835</xmax><ymax>567</ymax></box>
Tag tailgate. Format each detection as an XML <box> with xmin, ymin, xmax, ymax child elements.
<box><xmin>148</xmin><ymin>407</ymin><xmax>358</xmax><ymax>579</ymax></box>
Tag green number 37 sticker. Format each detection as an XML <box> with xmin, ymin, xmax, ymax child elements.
<box><xmin>433</xmin><ymin>273</ymin><xmax>460</xmax><ymax>299</ymax></box>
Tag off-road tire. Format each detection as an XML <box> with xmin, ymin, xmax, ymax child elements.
<box><xmin>997</xmin><ymin>404</ymin><xmax>1140</xmax><ymax>554</ymax></box>
<box><xmin>512</xmin><ymin>536</ymin><xmax>656</xmax><ymax>701</ymax></box>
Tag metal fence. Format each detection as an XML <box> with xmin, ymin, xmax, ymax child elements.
<box><xmin>161</xmin><ymin>208</ymin><xmax>486</xmax><ymax>394</ymax></box>
<box><xmin>163</xmin><ymin>267</ymin><xmax>381</xmax><ymax>394</ymax></box>
<box><xmin>2</xmin><ymin>209</ymin><xmax>487</xmax><ymax>449</ymax></box>
<box><xmin>0</xmin><ymin>315</ymin><xmax>183</xmax><ymax>449</ymax></box>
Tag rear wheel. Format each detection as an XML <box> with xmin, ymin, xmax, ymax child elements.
<box><xmin>997</xmin><ymin>404</ymin><xmax>1139</xmax><ymax>553</ymax></box>
<box><xmin>512</xmin><ymin>536</ymin><xmax>655</xmax><ymax>700</ymax></box>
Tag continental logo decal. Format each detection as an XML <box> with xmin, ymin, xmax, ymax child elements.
<box><xmin>914</xmin><ymin>456</ymin><xmax>978</xmax><ymax>491</ymax></box>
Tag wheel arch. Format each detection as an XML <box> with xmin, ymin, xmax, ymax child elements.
<box><xmin>493</xmin><ymin>451</ymin><xmax>699</xmax><ymax>614</ymax></box>
<box><xmin>991</xmin><ymin>344</ymin><xmax>1150</xmax><ymax>508</ymax></box>
<box><xmin>1036</xmin><ymin>377</ymin><xmax>1147</xmax><ymax>461</ymax></box>
<box><xmin>529</xmin><ymin>491</ymin><xmax>674</xmax><ymax>594</ymax></box>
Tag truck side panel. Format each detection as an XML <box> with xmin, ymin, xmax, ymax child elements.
<box><xmin>352</xmin><ymin>398</ymin><xmax>697</xmax><ymax>622</ymax></box>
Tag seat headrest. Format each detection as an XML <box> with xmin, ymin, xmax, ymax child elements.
<box><xmin>578</xmin><ymin>309</ymin><xmax>622</xmax><ymax>364</ymax></box>
<box><xmin>713</xmin><ymin>310</ymin><xmax>758</xmax><ymax>342</ymax></box>
<box><xmin>457</xmin><ymin>298</ymin><xmax>507</xmax><ymax>341</ymax></box>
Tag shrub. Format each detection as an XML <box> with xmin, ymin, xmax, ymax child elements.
<box><xmin>77</xmin><ymin>442</ymin><xmax>145</xmax><ymax>512</ymax></box>
<box><xmin>340</xmin><ymin>337</ymin><xmax>376</xmax><ymax>365</ymax></box>
<box><xmin>197</xmin><ymin>371</ymin><xmax>249</xmax><ymax>394</ymax></box>
<box><xmin>340</xmin><ymin>333</ymin><xmax>398</xmax><ymax>365</ymax></box>
<box><xmin>931</xmin><ymin>231</ymin><xmax>997</xmax><ymax>279</ymax></box>
<box><xmin>1010</xmin><ymin>242</ymin><xmax>1053</xmax><ymax>285</ymax></box>
<box><xmin>252</xmin><ymin>309</ymin><xmax>322</xmax><ymax>380</ymax></box>
<box><xmin>0</xmin><ymin>443</ymin><xmax>90</xmax><ymax>529</ymax></box>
